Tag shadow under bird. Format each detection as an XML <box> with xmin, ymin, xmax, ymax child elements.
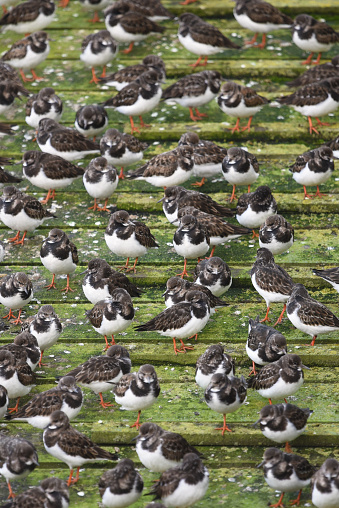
<box><xmin>43</xmin><ymin>410</ymin><xmax>118</xmax><ymax>486</ymax></box>
<box><xmin>135</xmin><ymin>290</ymin><xmax>211</xmax><ymax>354</ymax></box>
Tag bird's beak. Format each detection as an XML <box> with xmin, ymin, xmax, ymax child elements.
<box><xmin>157</xmin><ymin>196</ymin><xmax>165</xmax><ymax>203</ymax></box>
<box><xmin>301</xmin><ymin>363</ymin><xmax>310</xmax><ymax>370</ymax></box>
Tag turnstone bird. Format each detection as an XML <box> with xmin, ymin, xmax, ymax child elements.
<box><xmin>0</xmin><ymin>384</ymin><xmax>8</xmax><ymax>418</ymax></box>
<box><xmin>324</xmin><ymin>134</ymin><xmax>339</xmax><ymax>157</ymax></box>
<box><xmin>163</xmin><ymin>276</ymin><xmax>228</xmax><ymax>313</ymax></box>
<box><xmin>135</xmin><ymin>422</ymin><xmax>200</xmax><ymax>472</ymax></box>
<box><xmin>104</xmin><ymin>7</ymin><xmax>165</xmax><ymax>54</ymax></box>
<box><xmin>276</xmin><ymin>77</ymin><xmax>339</xmax><ymax>134</ymax></box>
<box><xmin>85</xmin><ymin>290</ymin><xmax>135</xmax><ymax>350</ymax></box>
<box><xmin>101</xmin><ymin>54</ymin><xmax>165</xmax><ymax>90</ymax></box>
<box><xmin>195</xmin><ymin>344</ymin><xmax>234</xmax><ymax>390</ymax></box>
<box><xmin>6</xmin><ymin>375</ymin><xmax>83</xmax><ymax>428</ymax></box>
<box><xmin>0</xmin><ymin>432</ymin><xmax>38</xmax><ymax>498</ymax></box>
<box><xmin>0</xmin><ymin>350</ymin><xmax>36</xmax><ymax>413</ymax></box>
<box><xmin>259</xmin><ymin>447</ymin><xmax>314</xmax><ymax>507</ymax></box>
<box><xmin>178</xmin><ymin>13</ymin><xmax>240</xmax><ymax>68</ymax></box>
<box><xmin>80</xmin><ymin>0</ymin><xmax>111</xmax><ymax>23</ymax></box>
<box><xmin>173</xmin><ymin>214</ymin><xmax>210</xmax><ymax>278</ymax></box>
<box><xmin>286</xmin><ymin>283</ymin><xmax>339</xmax><ymax>346</ymax></box>
<box><xmin>0</xmin><ymin>186</ymin><xmax>56</xmax><ymax>244</ymax></box>
<box><xmin>0</xmin><ymin>272</ymin><xmax>33</xmax><ymax>324</ymax></box>
<box><xmin>248</xmin><ymin>353</ymin><xmax>309</xmax><ymax>404</ymax></box>
<box><xmin>100</xmin><ymin>128</ymin><xmax>148</xmax><ymax>180</ymax></box>
<box><xmin>83</xmin><ymin>156</ymin><xmax>118</xmax><ymax>212</ymax></box>
<box><xmin>236</xmin><ymin>185</ymin><xmax>277</xmax><ymax>235</ymax></box>
<box><xmin>147</xmin><ymin>453</ymin><xmax>209</xmax><ymax>507</ymax></box>
<box><xmin>99</xmin><ymin>458</ymin><xmax>144</xmax><ymax>508</ymax></box>
<box><xmin>233</xmin><ymin>0</ymin><xmax>292</xmax><ymax>49</ymax></box>
<box><xmin>0</xmin><ymin>0</ymin><xmax>55</xmax><ymax>33</ymax></box>
<box><xmin>127</xmin><ymin>146</ymin><xmax>194</xmax><ymax>189</ymax></box>
<box><xmin>80</xmin><ymin>30</ymin><xmax>118</xmax><ymax>84</ymax></box>
<box><xmin>75</xmin><ymin>105</ymin><xmax>108</xmax><ymax>140</ymax></box>
<box><xmin>217</xmin><ymin>81</ymin><xmax>269</xmax><ymax>133</ymax></box>
<box><xmin>0</xmin><ymin>478</ymin><xmax>69</xmax><ymax>508</ymax></box>
<box><xmin>221</xmin><ymin>146</ymin><xmax>259</xmax><ymax>201</ymax></box>
<box><xmin>0</xmin><ymin>164</ymin><xmax>22</xmax><ymax>188</ymax></box>
<box><xmin>160</xmin><ymin>186</ymin><xmax>233</xmax><ymax>226</ymax></box>
<box><xmin>135</xmin><ymin>291</ymin><xmax>211</xmax><ymax>354</ymax></box>
<box><xmin>105</xmin><ymin>210</ymin><xmax>159</xmax><ymax>272</ymax></box>
<box><xmin>103</xmin><ymin>69</ymin><xmax>163</xmax><ymax>134</ymax></box>
<box><xmin>313</xmin><ymin>266</ymin><xmax>339</xmax><ymax>294</ymax></box>
<box><xmin>22</xmin><ymin>150</ymin><xmax>84</xmax><ymax>204</ymax></box>
<box><xmin>286</xmin><ymin>55</ymin><xmax>339</xmax><ymax>87</ymax></box>
<box><xmin>259</xmin><ymin>214</ymin><xmax>294</xmax><ymax>255</ymax></box>
<box><xmin>1</xmin><ymin>31</ymin><xmax>50</xmax><ymax>82</ymax></box>
<box><xmin>247</xmin><ymin>315</ymin><xmax>287</xmax><ymax>374</ymax></box>
<box><xmin>65</xmin><ymin>344</ymin><xmax>131</xmax><ymax>408</ymax></box>
<box><xmin>251</xmin><ymin>247</ymin><xmax>295</xmax><ymax>324</ymax></box>
<box><xmin>25</xmin><ymin>87</ymin><xmax>62</xmax><ymax>128</ymax></box>
<box><xmin>254</xmin><ymin>403</ymin><xmax>313</xmax><ymax>452</ymax></box>
<box><xmin>312</xmin><ymin>458</ymin><xmax>339</xmax><ymax>508</ymax></box>
<box><xmin>43</xmin><ymin>410</ymin><xmax>118</xmax><ymax>486</ymax></box>
<box><xmin>0</xmin><ymin>80</ymin><xmax>29</xmax><ymax>114</ymax></box>
<box><xmin>177</xmin><ymin>206</ymin><xmax>251</xmax><ymax>258</ymax></box>
<box><xmin>114</xmin><ymin>364</ymin><xmax>160</xmax><ymax>429</ymax></box>
<box><xmin>289</xmin><ymin>146</ymin><xmax>336</xmax><ymax>198</ymax></box>
<box><xmin>21</xmin><ymin>304</ymin><xmax>62</xmax><ymax>366</ymax></box>
<box><xmin>110</xmin><ymin>0</ymin><xmax>172</xmax><ymax>22</ymax></box>
<box><xmin>0</xmin><ymin>331</ymin><xmax>40</xmax><ymax>370</ymax></box>
<box><xmin>178</xmin><ymin>131</ymin><xmax>227</xmax><ymax>187</ymax></box>
<box><xmin>40</xmin><ymin>228</ymin><xmax>78</xmax><ymax>293</ymax></box>
<box><xmin>82</xmin><ymin>258</ymin><xmax>142</xmax><ymax>304</ymax></box>
<box><xmin>204</xmin><ymin>373</ymin><xmax>247</xmax><ymax>434</ymax></box>
<box><xmin>37</xmin><ymin>118</ymin><xmax>100</xmax><ymax>161</ymax></box>
<box><xmin>162</xmin><ymin>71</ymin><xmax>223</xmax><ymax>122</ymax></box>
<box><xmin>194</xmin><ymin>257</ymin><xmax>232</xmax><ymax>296</ymax></box>
<box><xmin>292</xmin><ymin>14</ymin><xmax>339</xmax><ymax>65</ymax></box>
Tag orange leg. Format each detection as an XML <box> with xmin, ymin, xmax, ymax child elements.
<box><xmin>99</xmin><ymin>392</ymin><xmax>114</xmax><ymax>408</ymax></box>
<box><xmin>3</xmin><ymin>308</ymin><xmax>17</xmax><ymax>320</ymax></box>
<box><xmin>7</xmin><ymin>481</ymin><xmax>15</xmax><ymax>499</ymax></box>
<box><xmin>58</xmin><ymin>0</ymin><xmax>69</xmax><ymax>6</ymax></box>
<box><xmin>252</xmin><ymin>229</ymin><xmax>259</xmax><ymax>238</ymax></box>
<box><xmin>290</xmin><ymin>490</ymin><xmax>302</xmax><ymax>506</ymax></box>
<box><xmin>180</xmin><ymin>0</ymin><xmax>198</xmax><ymax>4</ymax></box>
<box><xmin>11</xmin><ymin>309</ymin><xmax>23</xmax><ymax>325</ymax></box>
<box><xmin>119</xmin><ymin>167</ymin><xmax>125</xmax><ymax>179</ymax></box>
<box><xmin>189</xmin><ymin>107</ymin><xmax>201</xmax><ymax>122</ymax></box>
<box><xmin>194</xmin><ymin>108</ymin><xmax>208</xmax><ymax>118</ymax></box>
<box><xmin>61</xmin><ymin>274</ymin><xmax>75</xmax><ymax>293</ymax></box>
<box><xmin>191</xmin><ymin>177</ymin><xmax>206</xmax><ymax>187</ymax></box>
<box><xmin>8</xmin><ymin>231</ymin><xmax>21</xmax><ymax>243</ymax></box>
<box><xmin>315</xmin><ymin>117</ymin><xmax>330</xmax><ymax>127</ymax></box>
<box><xmin>306</xmin><ymin>335</ymin><xmax>317</xmax><ymax>347</ymax></box>
<box><xmin>38</xmin><ymin>349</ymin><xmax>46</xmax><ymax>367</ymax></box>
<box><xmin>245</xmin><ymin>33</ymin><xmax>258</xmax><ymax>46</ymax></box>
<box><xmin>45</xmin><ymin>274</ymin><xmax>57</xmax><ymax>290</ymax></box>
<box><xmin>88</xmin><ymin>198</ymin><xmax>99</xmax><ymax>211</ymax></box>
<box><xmin>313</xmin><ymin>53</ymin><xmax>322</xmax><ymax>65</ymax></box>
<box><xmin>97</xmin><ymin>199</ymin><xmax>110</xmax><ymax>212</ymax></box>
<box><xmin>285</xmin><ymin>442</ymin><xmax>292</xmax><ymax>453</ymax></box>
<box><xmin>190</xmin><ymin>56</ymin><xmax>208</xmax><ymax>68</ymax></box>
<box><xmin>41</xmin><ymin>188</ymin><xmax>55</xmax><ymax>204</ymax></box>
<box><xmin>13</xmin><ymin>231</ymin><xmax>27</xmax><ymax>245</ymax></box>
<box><xmin>173</xmin><ymin>337</ymin><xmax>186</xmax><ymax>355</ymax></box>
<box><xmin>241</xmin><ymin>116</ymin><xmax>253</xmax><ymax>132</ymax></box>
<box><xmin>8</xmin><ymin>397</ymin><xmax>20</xmax><ymax>413</ymax></box>
<box><xmin>249</xmin><ymin>361</ymin><xmax>257</xmax><ymax>376</ymax></box>
<box><xmin>215</xmin><ymin>414</ymin><xmax>232</xmax><ymax>435</ymax></box>
<box><xmin>125</xmin><ymin>257</ymin><xmax>138</xmax><ymax>273</ymax></box>
<box><xmin>229</xmin><ymin>185</ymin><xmax>237</xmax><ymax>202</ymax></box>
<box><xmin>248</xmin><ymin>185</ymin><xmax>251</xmax><ymax>193</ymax></box>
<box><xmin>2</xmin><ymin>5</ymin><xmax>7</xmax><ymax>12</ymax></box>
<box><xmin>31</xmin><ymin>69</ymin><xmax>43</xmax><ymax>81</ymax></box>
<box><xmin>19</xmin><ymin>69</ymin><xmax>33</xmax><ymax>82</ymax></box>
<box><xmin>269</xmin><ymin>492</ymin><xmax>285</xmax><ymax>508</ymax></box>
<box><xmin>269</xmin><ymin>399</ymin><xmax>272</xmax><ymax>405</ymax></box>
<box><xmin>308</xmin><ymin>116</ymin><xmax>319</xmax><ymax>135</ymax></box>
<box><xmin>257</xmin><ymin>34</ymin><xmax>267</xmax><ymax>49</ymax></box>
<box><xmin>303</xmin><ymin>185</ymin><xmax>313</xmax><ymax>199</ymax></box>
<box><xmin>103</xmin><ymin>335</ymin><xmax>110</xmax><ymax>351</ymax></box>
<box><xmin>260</xmin><ymin>306</ymin><xmax>270</xmax><ymax>323</ymax></box>
<box><xmin>100</xmin><ymin>66</ymin><xmax>107</xmax><ymax>78</ymax></box>
<box><xmin>273</xmin><ymin>304</ymin><xmax>286</xmax><ymax>326</ymax></box>
<box><xmin>178</xmin><ymin>339</ymin><xmax>194</xmax><ymax>352</ymax></box>
<box><xmin>88</xmin><ymin>11</ymin><xmax>100</xmax><ymax>22</ymax></box>
<box><xmin>139</xmin><ymin>116</ymin><xmax>151</xmax><ymax>129</ymax></box>
<box><xmin>313</xmin><ymin>186</ymin><xmax>326</xmax><ymax>198</ymax></box>
<box><xmin>177</xmin><ymin>258</ymin><xmax>189</xmax><ymax>278</ymax></box>
<box><xmin>206</xmin><ymin>245</ymin><xmax>216</xmax><ymax>258</ymax></box>
<box><xmin>119</xmin><ymin>258</ymin><xmax>130</xmax><ymax>271</ymax></box>
<box><xmin>90</xmin><ymin>67</ymin><xmax>100</xmax><ymax>85</ymax></box>
<box><xmin>129</xmin><ymin>117</ymin><xmax>140</xmax><ymax>135</ymax></box>
<box><xmin>123</xmin><ymin>42</ymin><xmax>134</xmax><ymax>54</ymax></box>
<box><xmin>302</xmin><ymin>53</ymin><xmax>314</xmax><ymax>65</ymax></box>
<box><xmin>231</xmin><ymin>118</ymin><xmax>241</xmax><ymax>133</ymax></box>
<box><xmin>131</xmin><ymin>410</ymin><xmax>142</xmax><ymax>429</ymax></box>
<box><xmin>67</xmin><ymin>467</ymin><xmax>80</xmax><ymax>486</ymax></box>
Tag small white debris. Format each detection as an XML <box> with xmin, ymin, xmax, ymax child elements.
<box><xmin>64</xmin><ymin>350</ymin><xmax>71</xmax><ymax>354</ymax></box>
<box><xmin>77</xmin><ymin>492</ymin><xmax>85</xmax><ymax>497</ymax></box>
